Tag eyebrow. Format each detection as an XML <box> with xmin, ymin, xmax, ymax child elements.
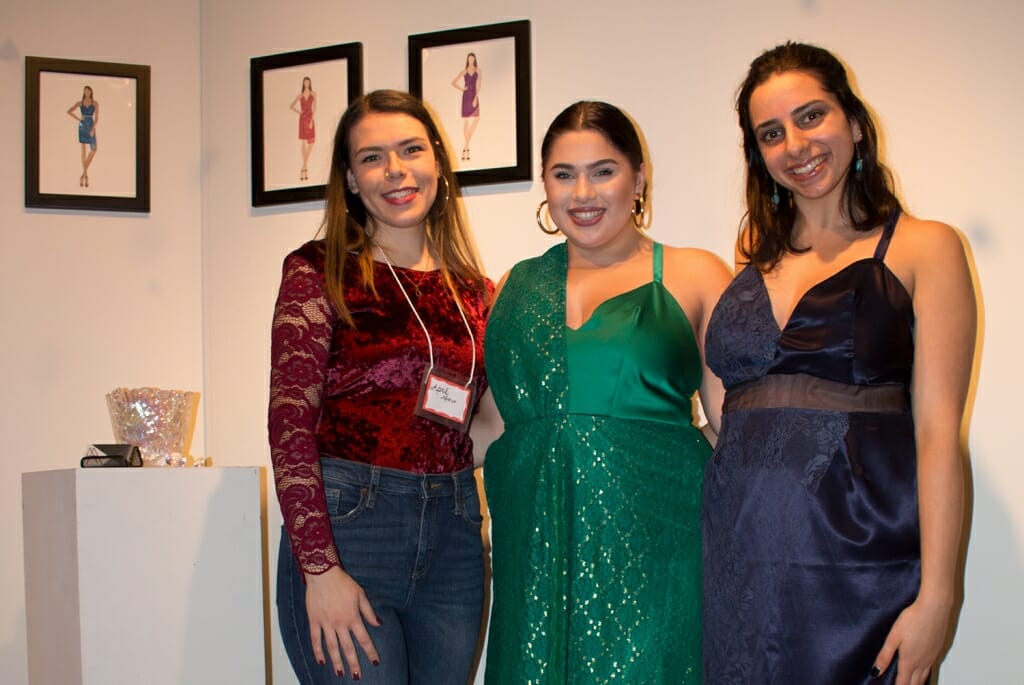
<box><xmin>549</xmin><ymin>158</ymin><xmax>620</xmax><ymax>171</ymax></box>
<box><xmin>353</xmin><ymin>136</ymin><xmax>429</xmax><ymax>156</ymax></box>
<box><xmin>754</xmin><ymin>99</ymin><xmax>830</xmax><ymax>134</ymax></box>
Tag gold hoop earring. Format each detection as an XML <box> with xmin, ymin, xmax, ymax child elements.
<box><xmin>536</xmin><ymin>200</ymin><xmax>560</xmax><ymax>235</ymax></box>
<box><xmin>631</xmin><ymin>194</ymin><xmax>648</xmax><ymax>230</ymax></box>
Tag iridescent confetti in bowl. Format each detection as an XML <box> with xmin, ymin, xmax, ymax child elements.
<box><xmin>106</xmin><ymin>387</ymin><xmax>199</xmax><ymax>467</ymax></box>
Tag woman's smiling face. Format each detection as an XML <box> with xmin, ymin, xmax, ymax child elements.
<box><xmin>345</xmin><ymin>112</ymin><xmax>439</xmax><ymax>236</ymax></box>
<box><xmin>542</xmin><ymin>129</ymin><xmax>644</xmax><ymax>252</ymax></box>
<box><xmin>749</xmin><ymin>70</ymin><xmax>862</xmax><ymax>206</ymax></box>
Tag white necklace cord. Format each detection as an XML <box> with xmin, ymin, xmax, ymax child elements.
<box><xmin>374</xmin><ymin>244</ymin><xmax>476</xmax><ymax>384</ymax></box>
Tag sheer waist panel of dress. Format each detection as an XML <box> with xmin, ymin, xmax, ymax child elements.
<box><xmin>724</xmin><ymin>373</ymin><xmax>909</xmax><ymax>414</ymax></box>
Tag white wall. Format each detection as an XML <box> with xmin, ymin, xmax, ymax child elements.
<box><xmin>1</xmin><ymin>1</ymin><xmax>204</xmax><ymax>684</ymax></box>
<box><xmin>3</xmin><ymin>0</ymin><xmax>1020</xmax><ymax>682</ymax></box>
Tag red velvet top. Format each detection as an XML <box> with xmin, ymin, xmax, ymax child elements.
<box><xmin>268</xmin><ymin>240</ymin><xmax>492</xmax><ymax>575</ymax></box>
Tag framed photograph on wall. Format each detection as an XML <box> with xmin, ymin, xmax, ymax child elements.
<box><xmin>409</xmin><ymin>20</ymin><xmax>531</xmax><ymax>187</ymax></box>
<box><xmin>251</xmin><ymin>42</ymin><xmax>363</xmax><ymax>207</ymax></box>
<box><xmin>25</xmin><ymin>56</ymin><xmax>151</xmax><ymax>212</ymax></box>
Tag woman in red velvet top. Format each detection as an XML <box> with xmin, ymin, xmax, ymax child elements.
<box><xmin>269</xmin><ymin>89</ymin><xmax>492</xmax><ymax>684</ymax></box>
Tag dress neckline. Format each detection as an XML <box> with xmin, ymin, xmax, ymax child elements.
<box><xmin>565</xmin><ymin>242</ymin><xmax>664</xmax><ymax>332</ymax></box>
<box><xmin>758</xmin><ymin>210</ymin><xmax>904</xmax><ymax>332</ymax></box>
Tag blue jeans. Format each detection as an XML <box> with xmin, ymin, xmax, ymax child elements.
<box><xmin>277</xmin><ymin>459</ymin><xmax>485</xmax><ymax>684</ymax></box>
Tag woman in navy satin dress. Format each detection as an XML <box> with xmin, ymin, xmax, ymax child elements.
<box><xmin>702</xmin><ymin>42</ymin><xmax>976</xmax><ymax>685</ymax></box>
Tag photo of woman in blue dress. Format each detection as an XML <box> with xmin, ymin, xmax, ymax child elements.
<box><xmin>67</xmin><ymin>85</ymin><xmax>99</xmax><ymax>188</ymax></box>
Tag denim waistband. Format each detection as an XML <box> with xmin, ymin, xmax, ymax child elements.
<box><xmin>320</xmin><ymin>457</ymin><xmax>476</xmax><ymax>499</ymax></box>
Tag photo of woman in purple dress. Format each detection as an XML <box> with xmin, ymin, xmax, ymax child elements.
<box><xmin>450</xmin><ymin>53</ymin><xmax>481</xmax><ymax>161</ymax></box>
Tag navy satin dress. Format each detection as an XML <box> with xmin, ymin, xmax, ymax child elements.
<box><xmin>702</xmin><ymin>211</ymin><xmax>919</xmax><ymax>684</ymax></box>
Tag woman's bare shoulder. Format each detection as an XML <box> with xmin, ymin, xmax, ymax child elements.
<box><xmin>894</xmin><ymin>214</ymin><xmax>967</xmax><ymax>263</ymax></box>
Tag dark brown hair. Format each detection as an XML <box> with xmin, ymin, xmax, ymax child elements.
<box><xmin>541</xmin><ymin>101</ymin><xmax>644</xmax><ymax>172</ymax></box>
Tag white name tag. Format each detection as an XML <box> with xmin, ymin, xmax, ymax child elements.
<box><xmin>415</xmin><ymin>368</ymin><xmax>475</xmax><ymax>432</ymax></box>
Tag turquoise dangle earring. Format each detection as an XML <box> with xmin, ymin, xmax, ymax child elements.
<box><xmin>771</xmin><ymin>181</ymin><xmax>780</xmax><ymax>210</ymax></box>
<box><xmin>854</xmin><ymin>143</ymin><xmax>864</xmax><ymax>174</ymax></box>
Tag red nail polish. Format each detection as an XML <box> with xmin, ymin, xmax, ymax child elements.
<box><xmin>353</xmin><ymin>673</ymin><xmax>361</xmax><ymax>681</ymax></box>
<box><xmin>371</xmin><ymin>658</ymin><xmax>380</xmax><ymax>666</ymax></box>
<box><xmin>335</xmin><ymin>668</ymin><xmax>343</xmax><ymax>677</ymax></box>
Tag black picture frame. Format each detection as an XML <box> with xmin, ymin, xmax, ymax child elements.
<box><xmin>25</xmin><ymin>57</ymin><xmax>151</xmax><ymax>213</ymax></box>
<box><xmin>251</xmin><ymin>42</ymin><xmax>363</xmax><ymax>207</ymax></box>
<box><xmin>409</xmin><ymin>20</ymin><xmax>531</xmax><ymax>187</ymax></box>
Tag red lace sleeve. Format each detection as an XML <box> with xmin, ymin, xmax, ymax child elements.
<box><xmin>268</xmin><ymin>247</ymin><xmax>340</xmax><ymax>575</ymax></box>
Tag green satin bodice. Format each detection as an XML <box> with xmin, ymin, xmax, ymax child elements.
<box><xmin>566</xmin><ymin>242</ymin><xmax>702</xmax><ymax>424</ymax></box>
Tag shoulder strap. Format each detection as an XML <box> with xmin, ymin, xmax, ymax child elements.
<box><xmin>873</xmin><ymin>209</ymin><xmax>903</xmax><ymax>261</ymax></box>
<box><xmin>652</xmin><ymin>242</ymin><xmax>664</xmax><ymax>284</ymax></box>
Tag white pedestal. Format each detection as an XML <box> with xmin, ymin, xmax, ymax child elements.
<box><xmin>22</xmin><ymin>467</ymin><xmax>266</xmax><ymax>685</ymax></box>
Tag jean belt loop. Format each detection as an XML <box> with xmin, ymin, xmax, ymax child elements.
<box><xmin>366</xmin><ymin>466</ymin><xmax>381</xmax><ymax>509</ymax></box>
<box><xmin>451</xmin><ymin>471</ymin><xmax>464</xmax><ymax>516</ymax></box>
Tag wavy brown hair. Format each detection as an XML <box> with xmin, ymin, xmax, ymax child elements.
<box><xmin>736</xmin><ymin>42</ymin><xmax>901</xmax><ymax>271</ymax></box>
<box><xmin>318</xmin><ymin>89</ymin><xmax>487</xmax><ymax>327</ymax></box>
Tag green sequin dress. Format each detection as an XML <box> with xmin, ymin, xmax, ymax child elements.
<box><xmin>483</xmin><ymin>242</ymin><xmax>708</xmax><ymax>684</ymax></box>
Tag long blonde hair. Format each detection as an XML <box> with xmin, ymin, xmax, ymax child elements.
<box><xmin>319</xmin><ymin>90</ymin><xmax>487</xmax><ymax>327</ymax></box>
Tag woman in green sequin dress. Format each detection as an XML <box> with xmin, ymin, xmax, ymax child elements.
<box><xmin>480</xmin><ymin>102</ymin><xmax>731</xmax><ymax>683</ymax></box>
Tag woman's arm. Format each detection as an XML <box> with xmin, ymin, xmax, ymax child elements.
<box><xmin>451</xmin><ymin>70</ymin><xmax>466</xmax><ymax>90</ymax></box>
<box><xmin>694</xmin><ymin>250</ymin><xmax>732</xmax><ymax>440</ymax></box>
<box><xmin>269</xmin><ymin>253</ymin><xmax>339</xmax><ymax>573</ymax></box>
<box><xmin>469</xmin><ymin>271</ymin><xmax>510</xmax><ymax>464</ymax></box>
<box><xmin>67</xmin><ymin>101</ymin><xmax>81</xmax><ymax>119</ymax></box>
<box><xmin>469</xmin><ymin>387</ymin><xmax>503</xmax><ymax>467</ymax></box>
<box><xmin>663</xmin><ymin>247</ymin><xmax>732</xmax><ymax>440</ymax></box>
<box><xmin>91</xmin><ymin>101</ymin><xmax>99</xmax><ymax>131</ymax></box>
<box><xmin>269</xmin><ymin>251</ymin><xmax>380</xmax><ymax>678</ymax></box>
<box><xmin>290</xmin><ymin>93</ymin><xmax>302</xmax><ymax>114</ymax></box>
<box><xmin>872</xmin><ymin>217</ymin><xmax>976</xmax><ymax>685</ymax></box>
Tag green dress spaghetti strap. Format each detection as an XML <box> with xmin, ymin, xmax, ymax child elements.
<box><xmin>483</xmin><ymin>241</ymin><xmax>708</xmax><ymax>684</ymax></box>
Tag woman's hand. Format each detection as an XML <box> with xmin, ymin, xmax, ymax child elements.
<box><xmin>304</xmin><ymin>565</ymin><xmax>381</xmax><ymax>678</ymax></box>
<box><xmin>871</xmin><ymin>595</ymin><xmax>952</xmax><ymax>685</ymax></box>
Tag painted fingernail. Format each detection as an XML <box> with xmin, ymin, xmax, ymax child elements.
<box><xmin>372</xmin><ymin>658</ymin><xmax>380</xmax><ymax>666</ymax></box>
<box><xmin>870</xmin><ymin>665</ymin><xmax>881</xmax><ymax>678</ymax></box>
<box><xmin>317</xmin><ymin>658</ymin><xmax>326</xmax><ymax>666</ymax></box>
<box><xmin>335</xmin><ymin>668</ymin><xmax>343</xmax><ymax>677</ymax></box>
<box><xmin>353</xmin><ymin>673</ymin><xmax>361</xmax><ymax>681</ymax></box>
